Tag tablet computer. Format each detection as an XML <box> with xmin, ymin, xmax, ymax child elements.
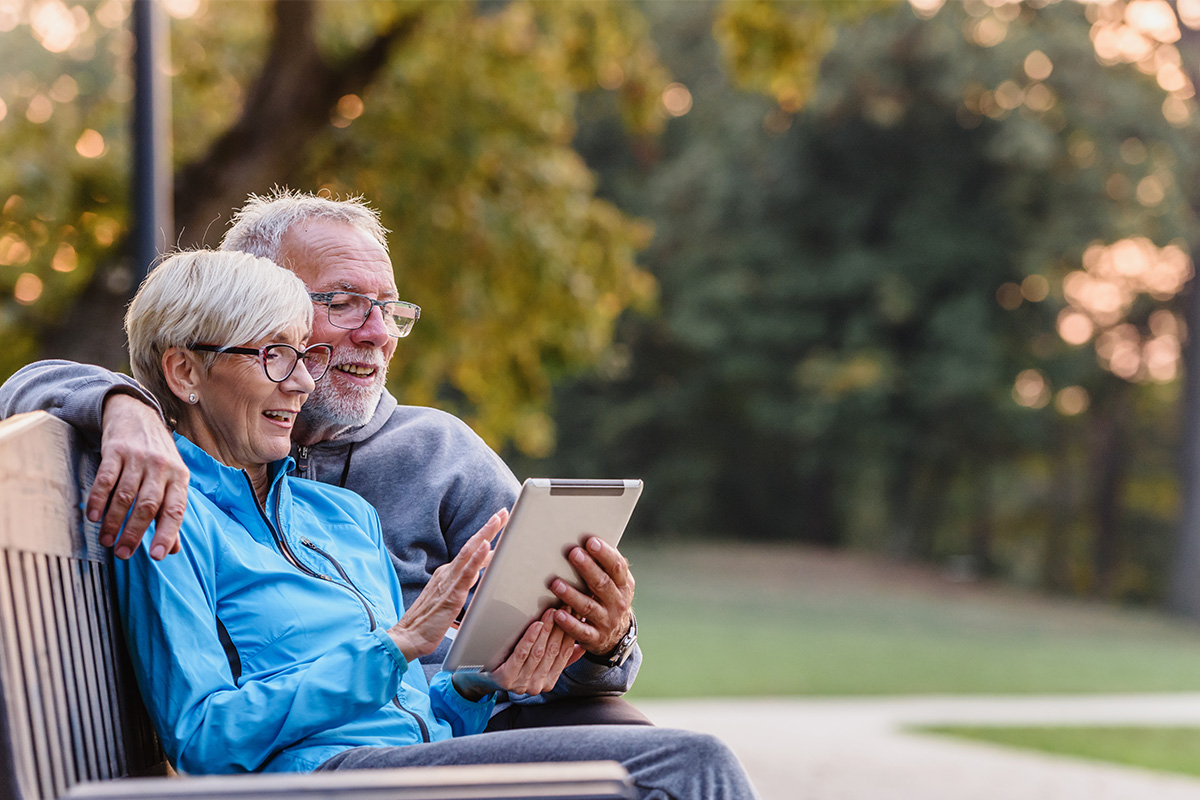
<box><xmin>442</xmin><ymin>478</ymin><xmax>643</xmax><ymax>675</ymax></box>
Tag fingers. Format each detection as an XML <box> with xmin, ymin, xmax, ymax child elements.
<box><xmin>92</xmin><ymin>394</ymin><xmax>190</xmax><ymax>560</ymax></box>
<box><xmin>573</xmin><ymin>537</ymin><xmax>634</xmax><ymax>601</ymax></box>
<box><xmin>149</xmin><ymin>481</ymin><xmax>189</xmax><ymax>559</ymax></box>
<box><xmin>389</xmin><ymin>509</ymin><xmax>509</xmax><ymax>661</ymax></box>
<box><xmin>550</xmin><ymin>538</ymin><xmax>635</xmax><ymax>654</ymax></box>
<box><xmin>490</xmin><ymin>611</ymin><xmax>575</xmax><ymax>695</ymax></box>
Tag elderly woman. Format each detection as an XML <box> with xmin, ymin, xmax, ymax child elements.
<box><xmin>115</xmin><ymin>250</ymin><xmax>759</xmax><ymax>799</ymax></box>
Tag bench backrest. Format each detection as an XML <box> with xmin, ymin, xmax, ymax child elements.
<box><xmin>0</xmin><ymin>412</ymin><xmax>163</xmax><ymax>800</ymax></box>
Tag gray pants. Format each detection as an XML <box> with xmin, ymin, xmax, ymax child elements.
<box><xmin>316</xmin><ymin>724</ymin><xmax>761</xmax><ymax>800</ymax></box>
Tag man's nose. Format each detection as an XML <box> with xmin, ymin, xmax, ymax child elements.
<box><xmin>351</xmin><ymin>304</ymin><xmax>390</xmax><ymax>347</ymax></box>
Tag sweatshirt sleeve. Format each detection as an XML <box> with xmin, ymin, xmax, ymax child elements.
<box><xmin>113</xmin><ymin>511</ymin><xmax>407</xmax><ymax>775</ymax></box>
<box><xmin>0</xmin><ymin>360</ymin><xmax>162</xmax><ymax>447</ymax></box>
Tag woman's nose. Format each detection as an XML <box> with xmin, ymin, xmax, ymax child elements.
<box><xmin>285</xmin><ymin>360</ymin><xmax>317</xmax><ymax>393</ymax></box>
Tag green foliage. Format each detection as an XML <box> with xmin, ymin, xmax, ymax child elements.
<box><xmin>532</xmin><ymin>1</ymin><xmax>1197</xmax><ymax>597</ymax></box>
<box><xmin>714</xmin><ymin>0</ymin><xmax>896</xmax><ymax>110</ymax></box>
<box><xmin>0</xmin><ymin>0</ymin><xmax>670</xmax><ymax>455</ymax></box>
<box><xmin>296</xmin><ymin>2</ymin><xmax>665</xmax><ymax>453</ymax></box>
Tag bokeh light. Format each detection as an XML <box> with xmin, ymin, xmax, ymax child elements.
<box><xmin>0</xmin><ymin>234</ymin><xmax>31</xmax><ymax>266</ymax></box>
<box><xmin>30</xmin><ymin>0</ymin><xmax>85</xmax><ymax>54</ymax></box>
<box><xmin>996</xmin><ymin>282</ymin><xmax>1022</xmax><ymax>310</ymax></box>
<box><xmin>1021</xmin><ymin>274</ymin><xmax>1050</xmax><ymax>302</ymax></box>
<box><xmin>1024</xmin><ymin>50</ymin><xmax>1053</xmax><ymax>81</ymax></box>
<box><xmin>25</xmin><ymin>94</ymin><xmax>53</xmax><ymax>124</ymax></box>
<box><xmin>661</xmin><ymin>83</ymin><xmax>692</xmax><ymax>117</ymax></box>
<box><xmin>14</xmin><ymin>273</ymin><xmax>43</xmax><ymax>305</ymax></box>
<box><xmin>75</xmin><ymin>129</ymin><xmax>105</xmax><ymax>158</ymax></box>
<box><xmin>1013</xmin><ymin>369</ymin><xmax>1051</xmax><ymax>409</ymax></box>
<box><xmin>1055</xmin><ymin>386</ymin><xmax>1090</xmax><ymax>416</ymax></box>
<box><xmin>1059</xmin><ymin>238</ymin><xmax>1193</xmax><ymax>383</ymax></box>
<box><xmin>1056</xmin><ymin>310</ymin><xmax>1094</xmax><ymax>346</ymax></box>
<box><xmin>908</xmin><ymin>0</ymin><xmax>946</xmax><ymax>19</ymax></box>
<box><xmin>51</xmin><ymin>243</ymin><xmax>77</xmax><ymax>273</ymax></box>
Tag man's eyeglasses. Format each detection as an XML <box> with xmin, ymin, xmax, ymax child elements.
<box><xmin>188</xmin><ymin>343</ymin><xmax>333</xmax><ymax>383</ymax></box>
<box><xmin>308</xmin><ymin>291</ymin><xmax>420</xmax><ymax>338</ymax></box>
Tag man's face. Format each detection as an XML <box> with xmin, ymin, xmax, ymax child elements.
<box><xmin>277</xmin><ymin>218</ymin><xmax>400</xmax><ymax>439</ymax></box>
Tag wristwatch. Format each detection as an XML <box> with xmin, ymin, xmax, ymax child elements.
<box><xmin>584</xmin><ymin>614</ymin><xmax>638</xmax><ymax>668</ymax></box>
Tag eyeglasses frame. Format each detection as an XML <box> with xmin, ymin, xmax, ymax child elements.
<box><xmin>187</xmin><ymin>342</ymin><xmax>333</xmax><ymax>383</ymax></box>
<box><xmin>308</xmin><ymin>291</ymin><xmax>421</xmax><ymax>338</ymax></box>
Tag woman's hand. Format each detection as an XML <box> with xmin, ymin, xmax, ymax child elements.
<box><xmin>387</xmin><ymin>509</ymin><xmax>508</xmax><ymax>662</ymax></box>
<box><xmin>451</xmin><ymin>609</ymin><xmax>582</xmax><ymax>702</ymax></box>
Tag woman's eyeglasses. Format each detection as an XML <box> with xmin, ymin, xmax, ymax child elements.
<box><xmin>188</xmin><ymin>343</ymin><xmax>333</xmax><ymax>383</ymax></box>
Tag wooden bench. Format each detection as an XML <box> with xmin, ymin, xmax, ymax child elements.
<box><xmin>0</xmin><ymin>411</ymin><xmax>632</xmax><ymax>800</ymax></box>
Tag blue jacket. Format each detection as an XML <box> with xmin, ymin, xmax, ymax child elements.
<box><xmin>114</xmin><ymin>435</ymin><xmax>494</xmax><ymax>775</ymax></box>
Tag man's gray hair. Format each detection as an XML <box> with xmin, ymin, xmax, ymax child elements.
<box><xmin>125</xmin><ymin>249</ymin><xmax>312</xmax><ymax>426</ymax></box>
<box><xmin>220</xmin><ymin>188</ymin><xmax>390</xmax><ymax>263</ymax></box>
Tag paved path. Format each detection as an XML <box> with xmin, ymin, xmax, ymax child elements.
<box><xmin>636</xmin><ymin>695</ymin><xmax>1200</xmax><ymax>799</ymax></box>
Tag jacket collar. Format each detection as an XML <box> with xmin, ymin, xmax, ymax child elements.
<box><xmin>174</xmin><ymin>433</ymin><xmax>294</xmax><ymax>515</ymax></box>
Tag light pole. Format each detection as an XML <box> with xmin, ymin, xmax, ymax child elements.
<box><xmin>132</xmin><ymin>0</ymin><xmax>172</xmax><ymax>283</ymax></box>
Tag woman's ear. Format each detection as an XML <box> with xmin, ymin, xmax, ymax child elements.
<box><xmin>162</xmin><ymin>347</ymin><xmax>201</xmax><ymax>405</ymax></box>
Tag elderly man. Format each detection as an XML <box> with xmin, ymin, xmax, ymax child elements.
<box><xmin>0</xmin><ymin>189</ymin><xmax>647</xmax><ymax>730</ymax></box>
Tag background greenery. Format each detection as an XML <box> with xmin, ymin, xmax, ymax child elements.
<box><xmin>918</xmin><ymin>725</ymin><xmax>1200</xmax><ymax>779</ymax></box>
<box><xmin>8</xmin><ymin>1</ymin><xmax>1200</xmax><ymax>605</ymax></box>
<box><xmin>625</xmin><ymin>541</ymin><xmax>1200</xmax><ymax>698</ymax></box>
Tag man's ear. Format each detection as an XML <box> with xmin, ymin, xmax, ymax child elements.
<box><xmin>162</xmin><ymin>347</ymin><xmax>201</xmax><ymax>404</ymax></box>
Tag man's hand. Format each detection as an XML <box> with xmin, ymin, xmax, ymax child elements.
<box><xmin>92</xmin><ymin>394</ymin><xmax>189</xmax><ymax>561</ymax></box>
<box><xmin>549</xmin><ymin>537</ymin><xmax>635</xmax><ymax>656</ymax></box>
<box><xmin>452</xmin><ymin>609</ymin><xmax>581</xmax><ymax>701</ymax></box>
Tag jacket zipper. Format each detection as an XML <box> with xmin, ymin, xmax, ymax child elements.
<box><xmin>392</xmin><ymin>696</ymin><xmax>431</xmax><ymax>743</ymax></box>
<box><xmin>244</xmin><ymin>472</ymin><xmax>429</xmax><ymax>743</ymax></box>
<box><xmin>294</xmin><ymin>445</ymin><xmax>309</xmax><ymax>478</ymax></box>
<box><xmin>300</xmin><ymin>538</ymin><xmax>377</xmax><ymax>629</ymax></box>
<box><xmin>243</xmin><ymin>472</ymin><xmax>375</xmax><ymax>629</ymax></box>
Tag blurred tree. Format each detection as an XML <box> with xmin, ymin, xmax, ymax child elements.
<box><xmin>0</xmin><ymin>0</ymin><xmax>672</xmax><ymax>454</ymax></box>
<box><xmin>532</xmin><ymin>0</ymin><xmax>1198</xmax><ymax>600</ymax></box>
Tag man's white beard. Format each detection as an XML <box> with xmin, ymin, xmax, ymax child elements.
<box><xmin>301</xmin><ymin>345</ymin><xmax>388</xmax><ymax>432</ymax></box>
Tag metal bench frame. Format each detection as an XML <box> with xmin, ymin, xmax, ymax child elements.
<box><xmin>0</xmin><ymin>411</ymin><xmax>631</xmax><ymax>800</ymax></box>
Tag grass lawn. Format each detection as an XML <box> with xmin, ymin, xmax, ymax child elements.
<box><xmin>624</xmin><ymin>541</ymin><xmax>1200</xmax><ymax>698</ymax></box>
<box><xmin>917</xmin><ymin>726</ymin><xmax>1200</xmax><ymax>778</ymax></box>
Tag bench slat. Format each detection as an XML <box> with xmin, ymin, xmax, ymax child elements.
<box><xmin>64</xmin><ymin>761</ymin><xmax>634</xmax><ymax>800</ymax></box>
<box><xmin>0</xmin><ymin>549</ymin><xmax>39</xmax><ymax>799</ymax></box>
<box><xmin>32</xmin><ymin>551</ymin><xmax>73</xmax><ymax>796</ymax></box>
<box><xmin>53</xmin><ymin>557</ymin><xmax>91</xmax><ymax>785</ymax></box>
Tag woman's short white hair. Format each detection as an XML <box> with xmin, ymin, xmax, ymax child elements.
<box><xmin>125</xmin><ymin>249</ymin><xmax>312</xmax><ymax>426</ymax></box>
<box><xmin>220</xmin><ymin>187</ymin><xmax>389</xmax><ymax>262</ymax></box>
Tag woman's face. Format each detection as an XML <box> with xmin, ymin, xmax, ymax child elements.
<box><xmin>182</xmin><ymin>321</ymin><xmax>316</xmax><ymax>473</ymax></box>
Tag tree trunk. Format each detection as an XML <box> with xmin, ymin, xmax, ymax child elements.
<box><xmin>1089</xmin><ymin>383</ymin><xmax>1131</xmax><ymax>598</ymax></box>
<box><xmin>1165</xmin><ymin>6</ymin><xmax>1200</xmax><ymax>616</ymax></box>
<box><xmin>1043</xmin><ymin>424</ymin><xmax>1075</xmax><ymax>593</ymax></box>
<box><xmin>1169</xmin><ymin>277</ymin><xmax>1200</xmax><ymax>613</ymax></box>
<box><xmin>38</xmin><ymin>1</ymin><xmax>422</xmax><ymax>367</ymax></box>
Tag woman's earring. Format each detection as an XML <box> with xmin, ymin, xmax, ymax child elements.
<box><xmin>188</xmin><ymin>393</ymin><xmax>197</xmax><ymax>404</ymax></box>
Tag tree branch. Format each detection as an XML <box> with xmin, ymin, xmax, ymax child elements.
<box><xmin>172</xmin><ymin>0</ymin><xmax>422</xmax><ymax>247</ymax></box>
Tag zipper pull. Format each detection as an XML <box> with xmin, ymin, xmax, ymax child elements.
<box><xmin>300</xmin><ymin>539</ymin><xmax>332</xmax><ymax>580</ymax></box>
<box><xmin>295</xmin><ymin>445</ymin><xmax>310</xmax><ymax>477</ymax></box>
